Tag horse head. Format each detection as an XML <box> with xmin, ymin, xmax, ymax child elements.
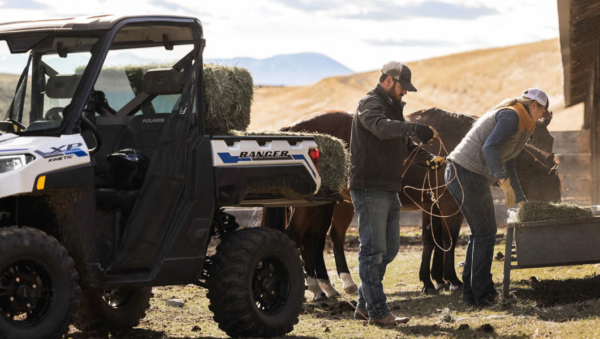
<box><xmin>516</xmin><ymin>145</ymin><xmax>562</xmax><ymax>203</ymax></box>
<box><xmin>528</xmin><ymin>118</ymin><xmax>554</xmax><ymax>154</ymax></box>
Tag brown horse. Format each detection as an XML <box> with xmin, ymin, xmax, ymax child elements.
<box><xmin>263</xmin><ymin>108</ymin><xmax>561</xmax><ymax>299</ymax></box>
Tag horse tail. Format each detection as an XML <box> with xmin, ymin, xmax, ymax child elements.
<box><xmin>260</xmin><ymin>207</ymin><xmax>290</xmax><ymax>232</ymax></box>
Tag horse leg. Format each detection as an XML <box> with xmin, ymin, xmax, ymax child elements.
<box><xmin>419</xmin><ymin>211</ymin><xmax>438</xmax><ymax>295</ymax></box>
<box><xmin>302</xmin><ymin>219</ymin><xmax>328</xmax><ymax>301</ymax></box>
<box><xmin>330</xmin><ymin>201</ymin><xmax>358</xmax><ymax>294</ymax></box>
<box><xmin>442</xmin><ymin>213</ymin><xmax>464</xmax><ymax>291</ymax></box>
<box><xmin>313</xmin><ymin>203</ymin><xmax>340</xmax><ymax>298</ymax></box>
<box><xmin>288</xmin><ymin>207</ymin><xmax>327</xmax><ymax>301</ymax></box>
<box><xmin>430</xmin><ymin>215</ymin><xmax>448</xmax><ymax>291</ymax></box>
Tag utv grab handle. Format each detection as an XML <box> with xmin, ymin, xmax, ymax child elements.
<box><xmin>80</xmin><ymin>115</ymin><xmax>101</xmax><ymax>155</ymax></box>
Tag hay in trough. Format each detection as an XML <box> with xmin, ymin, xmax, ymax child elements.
<box><xmin>230</xmin><ymin>130</ymin><xmax>348</xmax><ymax>198</ymax></box>
<box><xmin>516</xmin><ymin>201</ymin><xmax>594</xmax><ymax>223</ymax></box>
<box><xmin>81</xmin><ymin>63</ymin><xmax>254</xmax><ymax>131</ymax></box>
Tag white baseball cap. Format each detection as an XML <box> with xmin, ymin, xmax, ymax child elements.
<box><xmin>522</xmin><ymin>88</ymin><xmax>549</xmax><ymax>110</ymax></box>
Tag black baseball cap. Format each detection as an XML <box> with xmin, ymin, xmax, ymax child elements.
<box><xmin>382</xmin><ymin>61</ymin><xmax>417</xmax><ymax>92</ymax></box>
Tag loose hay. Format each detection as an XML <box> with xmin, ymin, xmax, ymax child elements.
<box><xmin>83</xmin><ymin>63</ymin><xmax>254</xmax><ymax>132</ymax></box>
<box><xmin>230</xmin><ymin>130</ymin><xmax>348</xmax><ymax>198</ymax></box>
<box><xmin>516</xmin><ymin>201</ymin><xmax>594</xmax><ymax>223</ymax></box>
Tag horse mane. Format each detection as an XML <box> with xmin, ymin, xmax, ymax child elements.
<box><xmin>408</xmin><ymin>107</ymin><xmax>478</xmax><ymax>127</ymax></box>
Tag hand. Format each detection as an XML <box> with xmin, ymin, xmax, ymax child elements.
<box><xmin>426</xmin><ymin>156</ymin><xmax>445</xmax><ymax>170</ymax></box>
<box><xmin>518</xmin><ymin>201</ymin><xmax>526</xmax><ymax>207</ymax></box>
<box><xmin>412</xmin><ymin>123</ymin><xmax>438</xmax><ymax>144</ymax></box>
<box><xmin>499</xmin><ymin>179</ymin><xmax>516</xmax><ymax>207</ymax></box>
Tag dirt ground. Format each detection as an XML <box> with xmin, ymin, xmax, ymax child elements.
<box><xmin>66</xmin><ymin>225</ymin><xmax>600</xmax><ymax>338</ymax></box>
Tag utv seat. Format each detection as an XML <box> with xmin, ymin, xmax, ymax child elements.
<box><xmin>96</xmin><ymin>189</ymin><xmax>139</xmax><ymax>210</ymax></box>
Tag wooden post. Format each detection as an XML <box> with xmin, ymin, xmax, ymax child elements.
<box><xmin>503</xmin><ymin>227</ymin><xmax>514</xmax><ymax>298</ymax></box>
<box><xmin>590</xmin><ymin>50</ymin><xmax>600</xmax><ymax>204</ymax></box>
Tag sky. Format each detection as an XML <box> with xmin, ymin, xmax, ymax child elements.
<box><xmin>0</xmin><ymin>0</ymin><xmax>560</xmax><ymax>72</ymax></box>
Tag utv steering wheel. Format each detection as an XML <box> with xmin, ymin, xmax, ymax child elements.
<box><xmin>80</xmin><ymin>115</ymin><xmax>102</xmax><ymax>155</ymax></box>
<box><xmin>44</xmin><ymin>107</ymin><xmax>64</xmax><ymax>120</ymax></box>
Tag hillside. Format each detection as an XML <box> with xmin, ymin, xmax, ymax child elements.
<box><xmin>206</xmin><ymin>52</ymin><xmax>354</xmax><ymax>86</ymax></box>
<box><xmin>249</xmin><ymin>39</ymin><xmax>583</xmax><ymax>132</ymax></box>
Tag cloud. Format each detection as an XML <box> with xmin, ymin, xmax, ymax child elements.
<box><xmin>0</xmin><ymin>0</ymin><xmax>48</xmax><ymax>9</ymax></box>
<box><xmin>274</xmin><ymin>0</ymin><xmax>338</xmax><ymax>12</ymax></box>
<box><xmin>151</xmin><ymin>0</ymin><xmax>190</xmax><ymax>12</ymax></box>
<box><xmin>345</xmin><ymin>1</ymin><xmax>498</xmax><ymax>21</ymax></box>
<box><xmin>365</xmin><ymin>38</ymin><xmax>455</xmax><ymax>47</ymax></box>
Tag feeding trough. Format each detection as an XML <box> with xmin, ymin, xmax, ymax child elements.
<box><xmin>503</xmin><ymin>214</ymin><xmax>600</xmax><ymax>297</ymax></box>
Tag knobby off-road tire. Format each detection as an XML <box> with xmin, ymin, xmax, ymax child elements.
<box><xmin>0</xmin><ymin>226</ymin><xmax>80</xmax><ymax>339</ymax></box>
<box><xmin>74</xmin><ymin>287</ymin><xmax>153</xmax><ymax>333</ymax></box>
<box><xmin>207</xmin><ymin>227</ymin><xmax>304</xmax><ymax>337</ymax></box>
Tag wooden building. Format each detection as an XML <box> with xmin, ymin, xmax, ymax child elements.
<box><xmin>558</xmin><ymin>0</ymin><xmax>600</xmax><ymax>203</ymax></box>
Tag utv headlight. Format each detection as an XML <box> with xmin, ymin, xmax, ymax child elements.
<box><xmin>0</xmin><ymin>154</ymin><xmax>32</xmax><ymax>173</ymax></box>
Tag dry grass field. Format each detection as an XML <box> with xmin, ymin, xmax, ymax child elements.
<box><xmin>250</xmin><ymin>39</ymin><xmax>583</xmax><ymax>133</ymax></box>
<box><xmin>66</xmin><ymin>226</ymin><xmax>600</xmax><ymax>338</ymax></box>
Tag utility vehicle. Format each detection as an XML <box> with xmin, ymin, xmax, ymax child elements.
<box><xmin>0</xmin><ymin>15</ymin><xmax>330</xmax><ymax>338</ymax></box>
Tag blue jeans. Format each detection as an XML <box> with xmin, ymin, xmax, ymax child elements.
<box><xmin>445</xmin><ymin>161</ymin><xmax>497</xmax><ymax>304</ymax></box>
<box><xmin>350</xmin><ymin>189</ymin><xmax>400</xmax><ymax>320</ymax></box>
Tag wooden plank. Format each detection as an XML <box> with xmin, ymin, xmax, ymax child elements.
<box><xmin>552</xmin><ymin>130</ymin><xmax>591</xmax><ymax>153</ymax></box>
<box><xmin>556</xmin><ymin>153</ymin><xmax>591</xmax><ymax>175</ymax></box>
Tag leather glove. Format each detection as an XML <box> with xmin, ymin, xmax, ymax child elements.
<box><xmin>426</xmin><ymin>156</ymin><xmax>446</xmax><ymax>170</ymax></box>
<box><xmin>412</xmin><ymin>123</ymin><xmax>438</xmax><ymax>144</ymax></box>
<box><xmin>499</xmin><ymin>179</ymin><xmax>516</xmax><ymax>207</ymax></box>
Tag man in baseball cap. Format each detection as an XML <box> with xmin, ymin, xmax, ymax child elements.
<box><xmin>348</xmin><ymin>62</ymin><xmax>444</xmax><ymax>324</ymax></box>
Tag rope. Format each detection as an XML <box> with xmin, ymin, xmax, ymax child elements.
<box><xmin>401</xmin><ymin>137</ymin><xmax>465</xmax><ymax>252</ymax></box>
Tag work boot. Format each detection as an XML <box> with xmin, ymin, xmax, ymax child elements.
<box><xmin>368</xmin><ymin>314</ymin><xmax>410</xmax><ymax>325</ymax></box>
<box><xmin>353</xmin><ymin>308</ymin><xmax>368</xmax><ymax>320</ymax></box>
<box><xmin>479</xmin><ymin>290</ymin><xmax>499</xmax><ymax>307</ymax></box>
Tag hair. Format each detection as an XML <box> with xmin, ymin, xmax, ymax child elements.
<box><xmin>379</xmin><ymin>73</ymin><xmax>390</xmax><ymax>83</ymax></box>
<box><xmin>488</xmin><ymin>96</ymin><xmax>536</xmax><ymax>113</ymax></box>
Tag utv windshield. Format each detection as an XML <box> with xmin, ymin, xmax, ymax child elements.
<box><xmin>0</xmin><ymin>36</ymin><xmax>98</xmax><ymax>134</ymax></box>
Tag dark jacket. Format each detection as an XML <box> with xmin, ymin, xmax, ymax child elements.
<box><xmin>348</xmin><ymin>84</ymin><xmax>435</xmax><ymax>191</ymax></box>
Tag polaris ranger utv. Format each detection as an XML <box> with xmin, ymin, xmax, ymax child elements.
<box><xmin>0</xmin><ymin>15</ymin><xmax>331</xmax><ymax>338</ymax></box>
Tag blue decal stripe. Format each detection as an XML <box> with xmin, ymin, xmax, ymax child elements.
<box><xmin>0</xmin><ymin>149</ymin><xmax>28</xmax><ymax>152</ymax></box>
<box><xmin>292</xmin><ymin>154</ymin><xmax>316</xmax><ymax>177</ymax></box>
<box><xmin>64</xmin><ymin>148</ymin><xmax>88</xmax><ymax>157</ymax></box>
<box><xmin>218</xmin><ymin>152</ymin><xmax>252</xmax><ymax>164</ymax></box>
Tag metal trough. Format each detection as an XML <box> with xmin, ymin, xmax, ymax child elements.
<box><xmin>503</xmin><ymin>216</ymin><xmax>600</xmax><ymax>297</ymax></box>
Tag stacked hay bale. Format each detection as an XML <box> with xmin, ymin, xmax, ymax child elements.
<box><xmin>516</xmin><ymin>201</ymin><xmax>594</xmax><ymax>222</ymax></box>
<box><xmin>94</xmin><ymin>62</ymin><xmax>347</xmax><ymax>198</ymax></box>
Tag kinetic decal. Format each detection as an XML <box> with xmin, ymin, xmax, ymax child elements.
<box><xmin>34</xmin><ymin>143</ymin><xmax>88</xmax><ymax>158</ymax></box>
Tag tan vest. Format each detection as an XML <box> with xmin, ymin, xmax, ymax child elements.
<box><xmin>448</xmin><ymin>108</ymin><xmax>532</xmax><ymax>184</ymax></box>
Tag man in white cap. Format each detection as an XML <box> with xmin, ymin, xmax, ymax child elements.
<box><xmin>445</xmin><ymin>88</ymin><xmax>551</xmax><ymax>306</ymax></box>
<box><xmin>348</xmin><ymin>61</ymin><xmax>445</xmax><ymax>324</ymax></box>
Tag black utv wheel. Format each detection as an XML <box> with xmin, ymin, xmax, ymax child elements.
<box><xmin>207</xmin><ymin>227</ymin><xmax>304</xmax><ymax>337</ymax></box>
<box><xmin>74</xmin><ymin>287</ymin><xmax>153</xmax><ymax>333</ymax></box>
<box><xmin>0</xmin><ymin>227</ymin><xmax>80</xmax><ymax>339</ymax></box>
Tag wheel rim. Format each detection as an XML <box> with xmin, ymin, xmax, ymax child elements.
<box><xmin>252</xmin><ymin>256</ymin><xmax>290</xmax><ymax>314</ymax></box>
<box><xmin>101</xmin><ymin>289</ymin><xmax>134</xmax><ymax>308</ymax></box>
<box><xmin>0</xmin><ymin>259</ymin><xmax>54</xmax><ymax>327</ymax></box>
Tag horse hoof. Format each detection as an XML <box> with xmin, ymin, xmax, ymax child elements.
<box><xmin>313</xmin><ymin>292</ymin><xmax>327</xmax><ymax>301</ymax></box>
<box><xmin>344</xmin><ymin>284</ymin><xmax>358</xmax><ymax>294</ymax></box>
<box><xmin>435</xmin><ymin>283</ymin><xmax>449</xmax><ymax>291</ymax></box>
<box><xmin>422</xmin><ymin>287</ymin><xmax>439</xmax><ymax>295</ymax></box>
<box><xmin>449</xmin><ymin>283</ymin><xmax>463</xmax><ymax>291</ymax></box>
<box><xmin>318</xmin><ymin>279</ymin><xmax>341</xmax><ymax>299</ymax></box>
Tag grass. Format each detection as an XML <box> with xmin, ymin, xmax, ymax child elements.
<box><xmin>66</xmin><ymin>225</ymin><xmax>600</xmax><ymax>338</ymax></box>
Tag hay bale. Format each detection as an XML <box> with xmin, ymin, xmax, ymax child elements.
<box><xmin>230</xmin><ymin>130</ymin><xmax>348</xmax><ymax>198</ymax></box>
<box><xmin>81</xmin><ymin>63</ymin><xmax>253</xmax><ymax>131</ymax></box>
<box><xmin>516</xmin><ymin>201</ymin><xmax>594</xmax><ymax>223</ymax></box>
